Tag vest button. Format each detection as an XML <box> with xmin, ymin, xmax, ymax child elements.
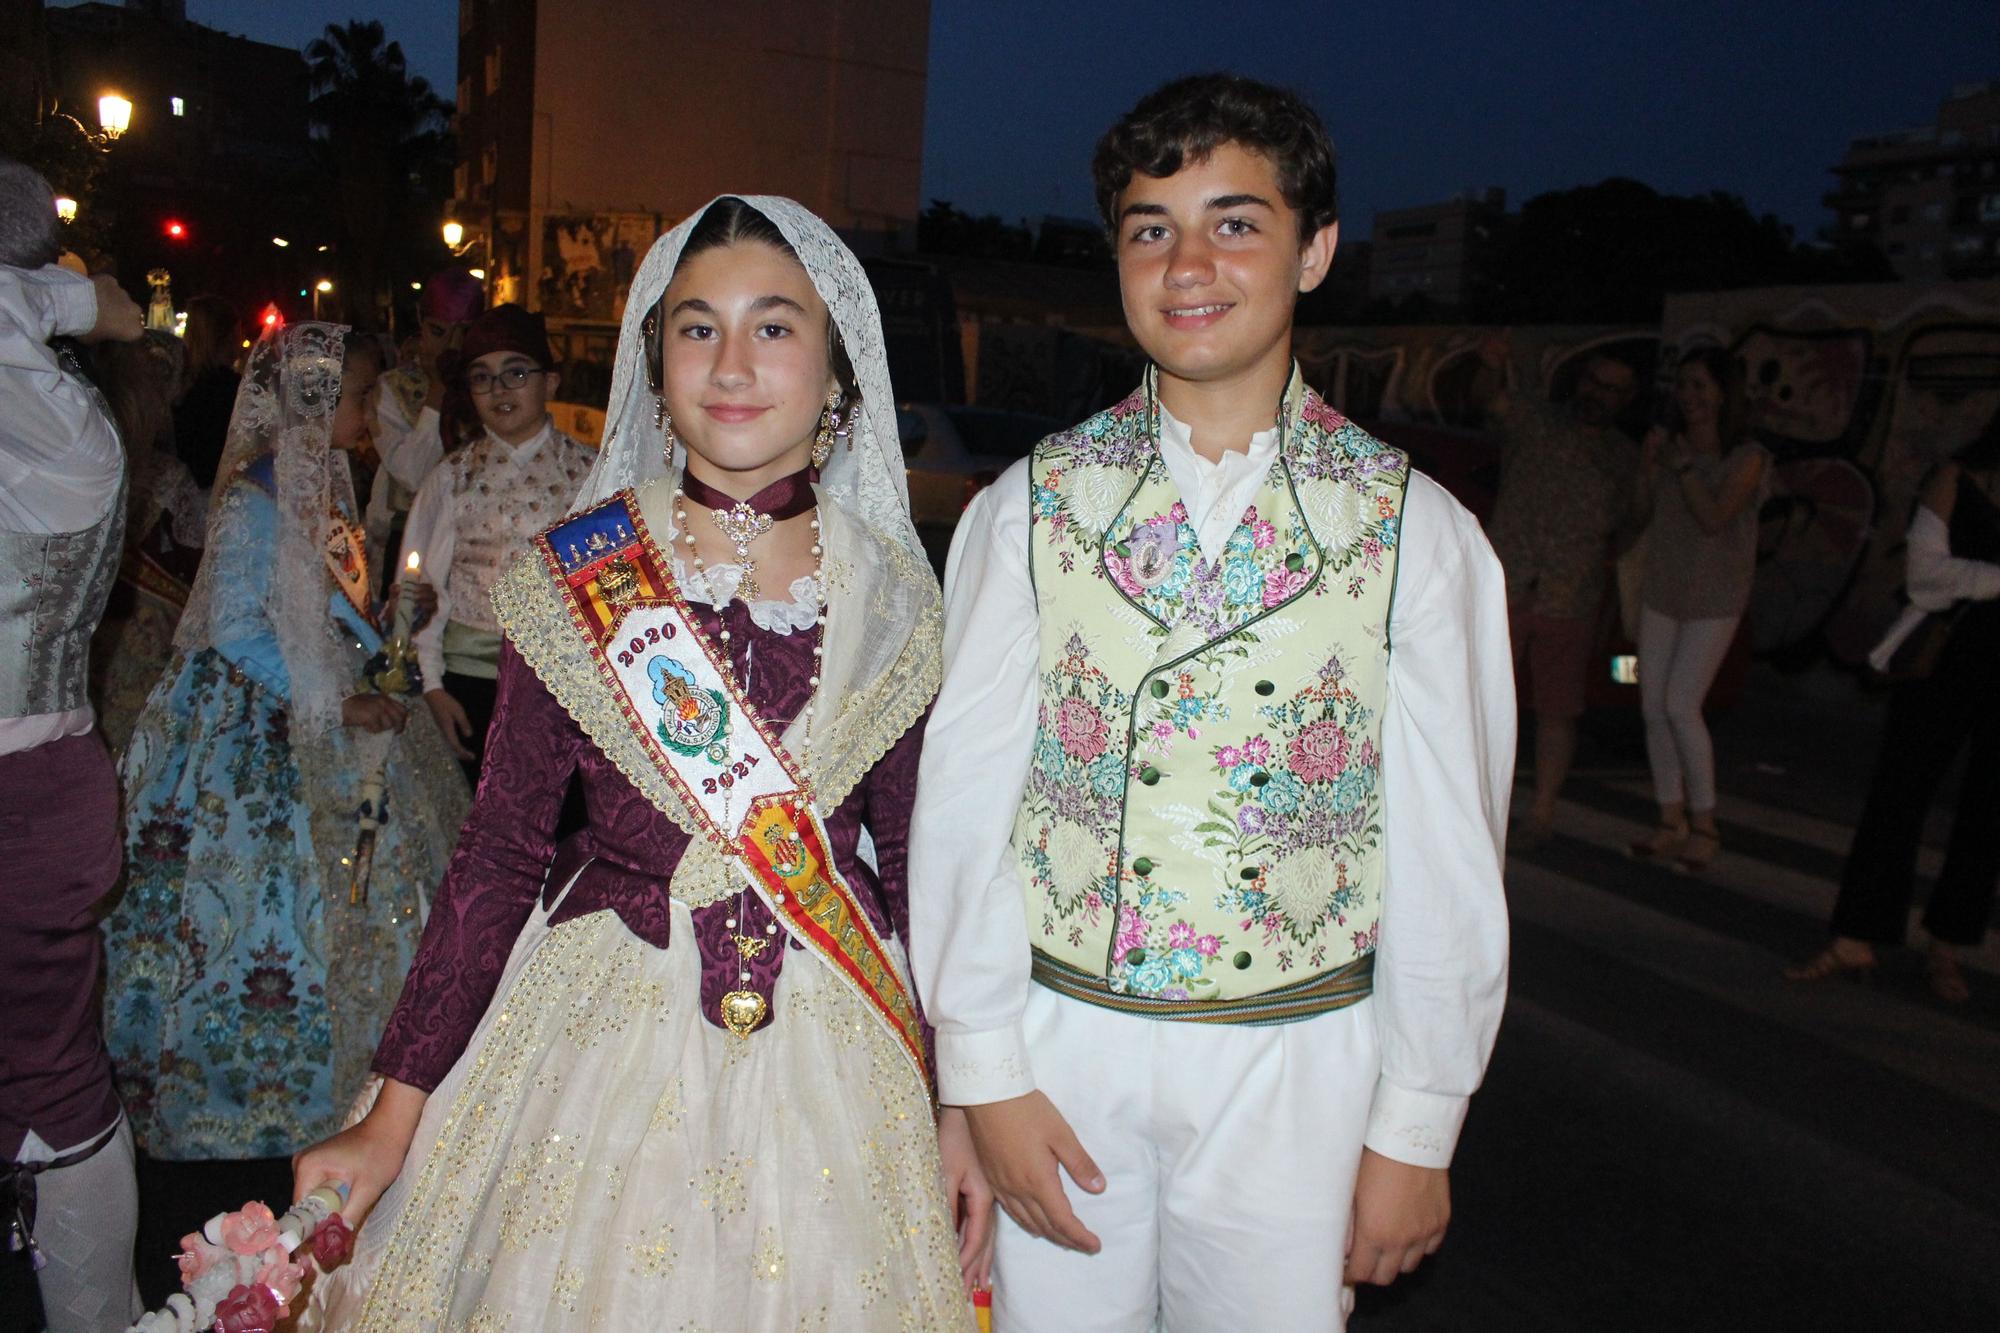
<box><xmin>1139</xmin><ymin>766</ymin><xmax>1160</xmax><ymax>785</ymax></box>
<box><xmin>1132</xmin><ymin>857</ymin><xmax>1154</xmax><ymax>877</ymax></box>
<box><xmin>1254</xmin><ymin>680</ymin><xmax>1275</xmax><ymax>695</ymax></box>
<box><xmin>1232</xmin><ymin>950</ymin><xmax>1253</xmax><ymax>969</ymax></box>
<box><xmin>1127</xmin><ymin>949</ymin><xmax>1147</xmax><ymax>965</ymax></box>
<box><xmin>1285</xmin><ymin>553</ymin><xmax>1305</xmax><ymax>572</ymax></box>
<box><xmin>1149</xmin><ymin>679</ymin><xmax>1169</xmax><ymax>699</ymax></box>
<box><xmin>1249</xmin><ymin>770</ymin><xmax>1269</xmax><ymax>787</ymax></box>
<box><xmin>1240</xmin><ymin>865</ymin><xmax>1260</xmax><ymax>881</ymax></box>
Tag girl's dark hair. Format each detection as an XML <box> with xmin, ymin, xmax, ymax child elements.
<box><xmin>644</xmin><ymin>197</ymin><xmax>858</xmax><ymax>405</ymax></box>
<box><xmin>1669</xmin><ymin>346</ymin><xmax>1750</xmax><ymax>449</ymax></box>
<box><xmin>1091</xmin><ymin>73</ymin><xmax>1338</xmax><ymax>242</ymax></box>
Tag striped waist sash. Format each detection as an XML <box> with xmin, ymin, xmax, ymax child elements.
<box><xmin>1030</xmin><ymin>949</ymin><xmax>1374</xmax><ymax>1026</ymax></box>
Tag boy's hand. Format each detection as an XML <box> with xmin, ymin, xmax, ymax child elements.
<box><xmin>82</xmin><ymin>275</ymin><xmax>144</xmax><ymax>344</ymax></box>
<box><xmin>961</xmin><ymin>1091</ymin><xmax>1105</xmax><ymax>1254</ymax></box>
<box><xmin>1345</xmin><ymin>1148</ymin><xmax>1449</xmax><ymax>1286</ymax></box>
<box><xmin>424</xmin><ymin>688</ymin><xmax>475</xmax><ymax>760</ymax></box>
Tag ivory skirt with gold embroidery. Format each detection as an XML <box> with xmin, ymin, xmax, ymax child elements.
<box><xmin>305</xmin><ymin>902</ymin><xmax>970</xmax><ymax>1332</ymax></box>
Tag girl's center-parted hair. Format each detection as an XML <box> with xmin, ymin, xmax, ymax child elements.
<box><xmin>1091</xmin><ymin>73</ymin><xmax>1339</xmax><ymax>244</ymax></box>
<box><xmin>643</xmin><ymin>197</ymin><xmax>858</xmax><ymax>406</ymax></box>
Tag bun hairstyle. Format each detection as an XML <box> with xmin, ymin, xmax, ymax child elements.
<box><xmin>641</xmin><ymin>196</ymin><xmax>858</xmax><ymax>405</ymax></box>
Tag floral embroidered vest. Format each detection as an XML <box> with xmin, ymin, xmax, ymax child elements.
<box><xmin>1015</xmin><ymin>366</ymin><xmax>1408</xmax><ymax>1005</ymax></box>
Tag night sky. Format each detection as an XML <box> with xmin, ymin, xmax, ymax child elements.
<box><xmin>79</xmin><ymin>0</ymin><xmax>2000</xmax><ymax>239</ymax></box>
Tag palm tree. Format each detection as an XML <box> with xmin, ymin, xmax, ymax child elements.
<box><xmin>305</xmin><ymin>20</ymin><xmax>453</xmax><ymax>329</ymax></box>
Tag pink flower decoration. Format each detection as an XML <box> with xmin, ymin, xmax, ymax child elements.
<box><xmin>1196</xmin><ymin>934</ymin><xmax>1222</xmax><ymax>957</ymax></box>
<box><xmin>1241</xmin><ymin>736</ymin><xmax>1271</xmax><ymax>764</ymax></box>
<box><xmin>1151</xmin><ymin>722</ymin><xmax>1174</xmax><ymax>740</ymax></box>
<box><xmin>219</xmin><ymin>1202</ymin><xmax>279</xmax><ymax>1257</ymax></box>
<box><xmin>212</xmin><ymin>1282</ymin><xmax>281</xmax><ymax>1333</ymax></box>
<box><xmin>175</xmin><ymin>1232</ymin><xmax>223</xmax><ymax>1282</ymax></box>
<box><xmin>1263</xmin><ymin>567</ymin><xmax>1311</xmax><ymax>608</ymax></box>
<box><xmin>1288</xmin><ymin>720</ymin><xmax>1349</xmax><ymax>785</ymax></box>
<box><xmin>1114</xmin><ymin>905</ymin><xmax>1147</xmax><ymax>957</ymax></box>
<box><xmin>1167</xmin><ymin>921</ymin><xmax>1197</xmax><ymax>950</ymax></box>
<box><xmin>1302</xmin><ymin>398</ymin><xmax>1347</xmax><ymax>430</ymax></box>
<box><xmin>254</xmin><ymin>1254</ymin><xmax>305</xmax><ymax>1306</ymax></box>
<box><xmin>1250</xmin><ymin>520</ymin><xmax>1277</xmax><ymax>549</ymax></box>
<box><xmin>1104</xmin><ymin>552</ymin><xmax>1142</xmax><ymax>597</ymax></box>
<box><xmin>1358</xmin><ymin>739</ymin><xmax>1379</xmax><ymax>770</ymax></box>
<box><xmin>1168</xmin><ymin>501</ymin><xmax>1189</xmax><ymax>523</ymax></box>
<box><xmin>1214</xmin><ymin>744</ymin><xmax>1243</xmax><ymax>770</ymax></box>
<box><xmin>1055</xmin><ymin>696</ymin><xmax>1110</xmax><ymax>762</ymax></box>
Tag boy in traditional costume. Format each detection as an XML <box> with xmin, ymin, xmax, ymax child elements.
<box><xmin>294</xmin><ymin>197</ymin><xmax>988</xmax><ymax>1329</ymax></box>
<box><xmin>1</xmin><ymin>159</ymin><xmax>147</xmax><ymax>1331</ymax></box>
<box><xmin>399</xmin><ymin>303</ymin><xmax>595</xmax><ymax>781</ymax></box>
<box><xmin>910</xmin><ymin>75</ymin><xmax>1514</xmax><ymax>1330</ymax></box>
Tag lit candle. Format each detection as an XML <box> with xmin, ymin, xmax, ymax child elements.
<box><xmin>391</xmin><ymin>550</ymin><xmax>421</xmax><ymax>643</ymax></box>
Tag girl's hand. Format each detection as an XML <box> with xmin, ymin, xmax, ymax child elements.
<box><xmin>939</xmin><ymin>1105</ymin><xmax>997</xmax><ymax>1296</ymax></box>
<box><xmin>291</xmin><ymin>1080</ymin><xmax>428</xmax><ymax>1227</ymax></box>
<box><xmin>342</xmin><ymin>694</ymin><xmax>408</xmax><ymax>734</ymax></box>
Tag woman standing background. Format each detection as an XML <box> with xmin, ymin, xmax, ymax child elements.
<box><xmin>1788</xmin><ymin>408</ymin><xmax>2000</xmax><ymax>1004</ymax></box>
<box><xmin>1628</xmin><ymin>347</ymin><xmax>1768</xmax><ymax>872</ymax></box>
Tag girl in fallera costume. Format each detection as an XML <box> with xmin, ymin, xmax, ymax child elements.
<box><xmin>101</xmin><ymin>325</ymin><xmax>470</xmax><ymax>1164</ymax></box>
<box><xmin>295</xmin><ymin>196</ymin><xmax>990</xmax><ymax>1330</ymax></box>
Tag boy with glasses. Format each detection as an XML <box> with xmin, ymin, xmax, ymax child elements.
<box><xmin>400</xmin><ymin>303</ymin><xmax>593</xmax><ymax>780</ymax></box>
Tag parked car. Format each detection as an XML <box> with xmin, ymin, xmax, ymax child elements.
<box><xmin>898</xmin><ymin>403</ymin><xmax>1064</xmax><ymax>570</ymax></box>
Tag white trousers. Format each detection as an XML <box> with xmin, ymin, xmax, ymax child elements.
<box><xmin>1637</xmin><ymin>607</ymin><xmax>1739</xmax><ymax>811</ymax></box>
<box><xmin>992</xmin><ymin>987</ymin><xmax>1379</xmax><ymax>1333</ymax></box>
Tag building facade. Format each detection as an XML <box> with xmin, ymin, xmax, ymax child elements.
<box><xmin>450</xmin><ymin>0</ymin><xmax>930</xmax><ymax>354</ymax></box>
<box><xmin>1825</xmin><ymin>81</ymin><xmax>2000</xmax><ymax>283</ymax></box>
<box><xmin>1366</xmin><ymin>188</ymin><xmax>1506</xmax><ymax>312</ymax></box>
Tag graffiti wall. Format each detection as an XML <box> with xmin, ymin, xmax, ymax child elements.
<box><xmin>1663</xmin><ymin>282</ymin><xmax>2000</xmax><ymax>664</ymax></box>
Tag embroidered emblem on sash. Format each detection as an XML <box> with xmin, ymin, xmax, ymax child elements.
<box><xmin>532</xmin><ymin>491</ymin><xmax>929</xmax><ymax>1084</ymax></box>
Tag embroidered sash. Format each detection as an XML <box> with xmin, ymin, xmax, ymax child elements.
<box><xmin>532</xmin><ymin>490</ymin><xmax>928</xmax><ymax>1083</ymax></box>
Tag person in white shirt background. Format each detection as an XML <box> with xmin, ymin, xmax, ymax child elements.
<box><xmin>401</xmin><ymin>303</ymin><xmax>594</xmax><ymax>782</ymax></box>
<box><xmin>908</xmin><ymin>76</ymin><xmax>1513</xmax><ymax>1332</ymax></box>
<box><xmin>363</xmin><ymin>267</ymin><xmax>485</xmax><ymax>587</ymax></box>
<box><xmin>0</xmin><ymin>157</ymin><xmax>147</xmax><ymax>1332</ymax></box>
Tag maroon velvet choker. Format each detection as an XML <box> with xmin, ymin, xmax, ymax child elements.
<box><xmin>677</xmin><ymin>466</ymin><xmax>818</xmax><ymax>523</ymax></box>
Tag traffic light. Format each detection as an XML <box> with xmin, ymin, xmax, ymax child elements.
<box><xmin>259</xmin><ymin>303</ymin><xmax>283</xmax><ymax>332</ymax></box>
<box><xmin>163</xmin><ymin>218</ymin><xmax>188</xmax><ymax>241</ymax></box>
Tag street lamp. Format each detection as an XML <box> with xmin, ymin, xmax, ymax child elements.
<box><xmin>441</xmin><ymin>220</ymin><xmax>465</xmax><ymax>250</ymax></box>
<box><xmin>272</xmin><ymin>236</ymin><xmax>290</xmax><ymax>248</ymax></box>
<box><xmin>97</xmin><ymin>94</ymin><xmax>133</xmax><ymax>140</ymax></box>
<box><xmin>313</xmin><ymin>278</ymin><xmax>333</xmax><ymax>319</ymax></box>
<box><xmin>54</xmin><ymin>197</ymin><xmax>78</xmax><ymax>223</ymax></box>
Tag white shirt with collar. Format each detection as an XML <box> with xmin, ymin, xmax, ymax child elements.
<box><xmin>908</xmin><ymin>399</ymin><xmax>1514</xmax><ymax>1169</ymax></box>
<box><xmin>399</xmin><ymin>417</ymin><xmax>594</xmax><ymax>684</ymax></box>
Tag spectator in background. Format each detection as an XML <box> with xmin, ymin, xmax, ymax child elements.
<box><xmin>0</xmin><ymin>155</ymin><xmax>147</xmax><ymax>1333</ymax></box>
<box><xmin>88</xmin><ymin>330</ymin><xmax>209</xmax><ymax>754</ymax></box>
<box><xmin>399</xmin><ymin>304</ymin><xmax>593</xmax><ymax>782</ymax></box>
<box><xmin>1627</xmin><ymin>348</ymin><xmax>1768</xmax><ymax>872</ymax></box>
<box><xmin>1788</xmin><ymin>407</ymin><xmax>2000</xmax><ymax>1004</ymax></box>
<box><xmin>1472</xmin><ymin>332</ymin><xmax>1643</xmax><ymax>847</ymax></box>
<box><xmin>169</xmin><ymin>294</ymin><xmax>241</xmax><ymax>490</ymax></box>
<box><xmin>363</xmin><ymin>269</ymin><xmax>485</xmax><ymax>584</ymax></box>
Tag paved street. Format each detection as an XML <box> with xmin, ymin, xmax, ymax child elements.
<box><xmin>1361</xmin><ymin>673</ymin><xmax>2000</xmax><ymax>1332</ymax></box>
<box><xmin>9</xmin><ymin>674</ymin><xmax>1995</xmax><ymax>1331</ymax></box>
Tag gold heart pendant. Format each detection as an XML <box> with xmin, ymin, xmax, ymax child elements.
<box><xmin>721</xmin><ymin>989</ymin><xmax>767</xmax><ymax>1040</ymax></box>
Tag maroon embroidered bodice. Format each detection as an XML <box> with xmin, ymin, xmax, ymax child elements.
<box><xmin>372</xmin><ymin>597</ymin><xmax>927</xmax><ymax>1092</ymax></box>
